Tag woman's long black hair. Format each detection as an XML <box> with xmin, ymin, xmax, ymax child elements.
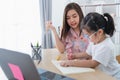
<box><xmin>61</xmin><ymin>2</ymin><xmax>84</xmax><ymax>40</ymax></box>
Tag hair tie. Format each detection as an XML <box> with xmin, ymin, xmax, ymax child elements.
<box><xmin>100</xmin><ymin>26</ymin><xmax>105</xmax><ymax>30</ymax></box>
<box><xmin>104</xmin><ymin>16</ymin><xmax>108</xmax><ymax>21</ymax></box>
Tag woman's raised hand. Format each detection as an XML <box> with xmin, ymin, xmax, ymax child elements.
<box><xmin>46</xmin><ymin>21</ymin><xmax>55</xmax><ymax>31</ymax></box>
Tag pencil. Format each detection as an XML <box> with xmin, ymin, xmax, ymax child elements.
<box><xmin>56</xmin><ymin>55</ymin><xmax>61</xmax><ymax>61</ymax></box>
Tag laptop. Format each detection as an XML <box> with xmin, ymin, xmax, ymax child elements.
<box><xmin>0</xmin><ymin>48</ymin><xmax>75</xmax><ymax>80</ymax></box>
<box><xmin>0</xmin><ymin>48</ymin><xmax>40</xmax><ymax>80</ymax></box>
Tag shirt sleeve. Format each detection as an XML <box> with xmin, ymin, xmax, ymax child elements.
<box><xmin>93</xmin><ymin>46</ymin><xmax>113</xmax><ymax>67</ymax></box>
<box><xmin>86</xmin><ymin>42</ymin><xmax>92</xmax><ymax>56</ymax></box>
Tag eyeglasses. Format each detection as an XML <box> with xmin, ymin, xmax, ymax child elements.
<box><xmin>83</xmin><ymin>31</ymin><xmax>97</xmax><ymax>40</ymax></box>
<box><xmin>89</xmin><ymin>31</ymin><xmax>97</xmax><ymax>39</ymax></box>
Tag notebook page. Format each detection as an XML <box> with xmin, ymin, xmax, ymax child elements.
<box><xmin>52</xmin><ymin>60</ymin><xmax>95</xmax><ymax>75</ymax></box>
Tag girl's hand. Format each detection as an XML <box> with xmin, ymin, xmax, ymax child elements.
<box><xmin>60</xmin><ymin>60</ymin><xmax>71</xmax><ymax>67</ymax></box>
<box><xmin>46</xmin><ymin>21</ymin><xmax>55</xmax><ymax>31</ymax></box>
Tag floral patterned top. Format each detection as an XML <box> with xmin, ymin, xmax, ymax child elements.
<box><xmin>62</xmin><ymin>28</ymin><xmax>89</xmax><ymax>54</ymax></box>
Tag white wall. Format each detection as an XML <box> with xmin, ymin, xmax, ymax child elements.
<box><xmin>52</xmin><ymin>0</ymin><xmax>67</xmax><ymax>28</ymax></box>
<box><xmin>0</xmin><ymin>0</ymin><xmax>41</xmax><ymax>56</ymax></box>
<box><xmin>52</xmin><ymin>0</ymin><xmax>68</xmax><ymax>47</ymax></box>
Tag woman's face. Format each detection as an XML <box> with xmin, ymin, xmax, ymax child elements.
<box><xmin>66</xmin><ymin>9</ymin><xmax>80</xmax><ymax>29</ymax></box>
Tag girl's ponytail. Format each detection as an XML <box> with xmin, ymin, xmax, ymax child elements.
<box><xmin>103</xmin><ymin>13</ymin><xmax>115</xmax><ymax>37</ymax></box>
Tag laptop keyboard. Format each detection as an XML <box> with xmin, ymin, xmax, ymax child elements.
<box><xmin>37</xmin><ymin>68</ymin><xmax>75</xmax><ymax>80</ymax></box>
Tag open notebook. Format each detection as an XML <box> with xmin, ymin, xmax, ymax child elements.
<box><xmin>52</xmin><ymin>60</ymin><xmax>95</xmax><ymax>75</ymax></box>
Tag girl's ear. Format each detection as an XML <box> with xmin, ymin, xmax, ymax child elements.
<box><xmin>98</xmin><ymin>29</ymin><xmax>104</xmax><ymax>35</ymax></box>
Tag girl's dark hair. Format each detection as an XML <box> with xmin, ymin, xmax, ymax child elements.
<box><xmin>61</xmin><ymin>2</ymin><xmax>84</xmax><ymax>39</ymax></box>
<box><xmin>81</xmin><ymin>12</ymin><xmax>115</xmax><ymax>37</ymax></box>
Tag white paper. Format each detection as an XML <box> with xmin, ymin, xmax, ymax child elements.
<box><xmin>0</xmin><ymin>66</ymin><xmax>8</xmax><ymax>80</ymax></box>
<box><xmin>52</xmin><ymin>60</ymin><xmax>95</xmax><ymax>75</ymax></box>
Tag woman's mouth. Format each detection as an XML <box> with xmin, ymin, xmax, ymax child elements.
<box><xmin>71</xmin><ymin>23</ymin><xmax>77</xmax><ymax>27</ymax></box>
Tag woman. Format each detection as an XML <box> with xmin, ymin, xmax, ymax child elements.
<box><xmin>46</xmin><ymin>3</ymin><xmax>89</xmax><ymax>59</ymax></box>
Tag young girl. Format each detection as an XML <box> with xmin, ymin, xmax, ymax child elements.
<box><xmin>46</xmin><ymin>3</ymin><xmax>89</xmax><ymax>58</ymax></box>
<box><xmin>60</xmin><ymin>12</ymin><xmax>120</xmax><ymax>80</ymax></box>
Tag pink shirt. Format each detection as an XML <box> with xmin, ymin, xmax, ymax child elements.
<box><xmin>62</xmin><ymin>28</ymin><xmax>89</xmax><ymax>54</ymax></box>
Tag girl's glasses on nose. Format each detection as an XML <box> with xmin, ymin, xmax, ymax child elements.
<box><xmin>83</xmin><ymin>31</ymin><xmax>97</xmax><ymax>39</ymax></box>
<box><xmin>89</xmin><ymin>31</ymin><xmax>97</xmax><ymax>39</ymax></box>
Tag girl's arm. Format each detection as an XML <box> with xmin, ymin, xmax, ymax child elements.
<box><xmin>60</xmin><ymin>59</ymin><xmax>100</xmax><ymax>68</ymax></box>
<box><xmin>46</xmin><ymin>21</ymin><xmax>65</xmax><ymax>53</ymax></box>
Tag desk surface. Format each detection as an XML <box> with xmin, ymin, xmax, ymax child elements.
<box><xmin>35</xmin><ymin>48</ymin><xmax>115</xmax><ymax>80</ymax></box>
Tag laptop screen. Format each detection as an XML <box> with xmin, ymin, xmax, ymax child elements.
<box><xmin>0</xmin><ymin>48</ymin><xmax>40</xmax><ymax>80</ymax></box>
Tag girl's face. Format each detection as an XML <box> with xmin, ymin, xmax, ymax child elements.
<box><xmin>66</xmin><ymin>9</ymin><xmax>79</xmax><ymax>29</ymax></box>
<box><xmin>82</xmin><ymin>29</ymin><xmax>105</xmax><ymax>44</ymax></box>
<box><xmin>82</xmin><ymin>29</ymin><xmax>98</xmax><ymax>43</ymax></box>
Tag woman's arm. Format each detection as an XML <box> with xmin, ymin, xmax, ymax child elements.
<box><xmin>52</xmin><ymin>28</ymin><xmax>65</xmax><ymax>53</ymax></box>
<box><xmin>46</xmin><ymin>21</ymin><xmax>65</xmax><ymax>53</ymax></box>
<box><xmin>68</xmin><ymin>52</ymin><xmax>92</xmax><ymax>60</ymax></box>
<box><xmin>75</xmin><ymin>52</ymin><xmax>91</xmax><ymax>59</ymax></box>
